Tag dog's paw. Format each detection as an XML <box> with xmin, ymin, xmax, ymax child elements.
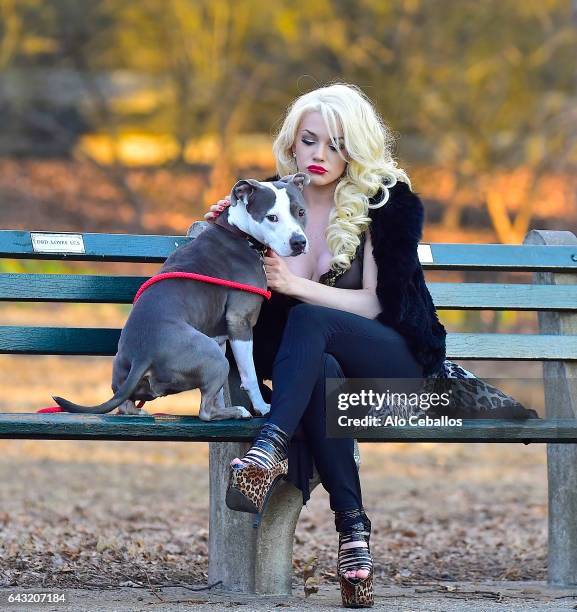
<box><xmin>198</xmin><ymin>405</ymin><xmax>252</xmax><ymax>420</ymax></box>
<box><xmin>117</xmin><ymin>400</ymin><xmax>145</xmax><ymax>415</ymax></box>
<box><xmin>236</xmin><ymin>406</ymin><xmax>252</xmax><ymax>419</ymax></box>
<box><xmin>253</xmin><ymin>402</ymin><xmax>271</xmax><ymax>417</ymax></box>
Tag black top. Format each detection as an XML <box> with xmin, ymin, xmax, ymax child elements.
<box><xmin>256</xmin><ymin>173</ymin><xmax>447</xmax><ymax>379</ymax></box>
<box><xmin>318</xmin><ymin>231</ymin><xmax>366</xmax><ymax>289</ymax></box>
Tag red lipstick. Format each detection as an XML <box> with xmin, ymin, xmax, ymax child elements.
<box><xmin>307</xmin><ymin>165</ymin><xmax>327</xmax><ymax>174</ymax></box>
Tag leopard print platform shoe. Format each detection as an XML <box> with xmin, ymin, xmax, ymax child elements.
<box><xmin>225</xmin><ymin>422</ymin><xmax>290</xmax><ymax>528</ymax></box>
<box><xmin>339</xmin><ymin>565</ymin><xmax>374</xmax><ymax>608</ymax></box>
<box><xmin>225</xmin><ymin>458</ymin><xmax>288</xmax><ymax>528</ymax></box>
<box><xmin>336</xmin><ymin>509</ymin><xmax>374</xmax><ymax>608</ymax></box>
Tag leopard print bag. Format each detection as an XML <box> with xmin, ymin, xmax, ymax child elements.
<box><xmin>423</xmin><ymin>360</ymin><xmax>540</xmax><ymax>420</ymax></box>
<box><xmin>366</xmin><ymin>360</ymin><xmax>539</xmax><ymax>420</ymax></box>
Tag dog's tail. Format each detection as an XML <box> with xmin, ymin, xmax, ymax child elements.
<box><xmin>52</xmin><ymin>360</ymin><xmax>151</xmax><ymax>414</ymax></box>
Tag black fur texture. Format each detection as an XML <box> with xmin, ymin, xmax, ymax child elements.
<box><xmin>367</xmin><ymin>181</ymin><xmax>447</xmax><ymax>377</ymax></box>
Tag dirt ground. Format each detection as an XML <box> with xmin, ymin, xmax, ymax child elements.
<box><xmin>0</xmin><ymin>438</ymin><xmax>557</xmax><ymax>609</ymax></box>
<box><xmin>2</xmin><ymin>581</ymin><xmax>577</xmax><ymax>611</ymax></box>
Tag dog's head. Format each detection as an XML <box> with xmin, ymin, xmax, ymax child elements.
<box><xmin>228</xmin><ymin>173</ymin><xmax>309</xmax><ymax>257</ymax></box>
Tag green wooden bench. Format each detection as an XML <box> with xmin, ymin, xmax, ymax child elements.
<box><xmin>1</xmin><ymin>227</ymin><xmax>577</xmax><ymax>593</ymax></box>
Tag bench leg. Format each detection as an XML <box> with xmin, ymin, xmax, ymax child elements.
<box><xmin>525</xmin><ymin>229</ymin><xmax>577</xmax><ymax>586</ymax></box>
<box><xmin>545</xmin><ymin>357</ymin><xmax>577</xmax><ymax>585</ymax></box>
<box><xmin>207</xmin><ymin>364</ymin><xmax>321</xmax><ymax>594</ymax></box>
<box><xmin>208</xmin><ymin>441</ymin><xmax>319</xmax><ymax>594</ymax></box>
<box><xmin>547</xmin><ymin>440</ymin><xmax>577</xmax><ymax>585</ymax></box>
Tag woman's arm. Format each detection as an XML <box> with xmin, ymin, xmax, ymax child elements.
<box><xmin>278</xmin><ymin>232</ymin><xmax>382</xmax><ymax>319</ymax></box>
<box><xmin>289</xmin><ymin>280</ymin><xmax>381</xmax><ymax>319</ymax></box>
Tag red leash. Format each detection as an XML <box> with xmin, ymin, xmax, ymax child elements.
<box><xmin>38</xmin><ymin>271</ymin><xmax>270</xmax><ymax>414</ymax></box>
<box><xmin>133</xmin><ymin>271</ymin><xmax>271</xmax><ymax>304</ymax></box>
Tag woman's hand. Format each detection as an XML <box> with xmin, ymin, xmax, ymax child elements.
<box><xmin>264</xmin><ymin>249</ymin><xmax>298</xmax><ymax>295</ymax></box>
<box><xmin>204</xmin><ymin>198</ymin><xmax>230</xmax><ymax>222</ymax></box>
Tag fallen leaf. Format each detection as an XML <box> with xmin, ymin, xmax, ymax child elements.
<box><xmin>304</xmin><ymin>576</ymin><xmax>319</xmax><ymax>598</ymax></box>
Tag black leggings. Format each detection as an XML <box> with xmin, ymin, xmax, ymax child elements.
<box><xmin>266</xmin><ymin>303</ymin><xmax>423</xmax><ymax>512</ymax></box>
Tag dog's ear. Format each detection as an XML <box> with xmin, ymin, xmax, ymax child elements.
<box><xmin>279</xmin><ymin>172</ymin><xmax>310</xmax><ymax>192</ymax></box>
<box><xmin>231</xmin><ymin>180</ymin><xmax>253</xmax><ymax>206</ymax></box>
<box><xmin>289</xmin><ymin>172</ymin><xmax>310</xmax><ymax>193</ymax></box>
<box><xmin>231</xmin><ymin>179</ymin><xmax>260</xmax><ymax>206</ymax></box>
<box><xmin>186</xmin><ymin>221</ymin><xmax>210</xmax><ymax>238</ymax></box>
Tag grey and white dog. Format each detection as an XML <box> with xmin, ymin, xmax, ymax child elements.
<box><xmin>52</xmin><ymin>173</ymin><xmax>309</xmax><ymax>420</ymax></box>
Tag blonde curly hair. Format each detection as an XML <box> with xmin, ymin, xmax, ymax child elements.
<box><xmin>272</xmin><ymin>82</ymin><xmax>411</xmax><ymax>272</ymax></box>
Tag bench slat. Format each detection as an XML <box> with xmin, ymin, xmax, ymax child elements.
<box><xmin>2</xmin><ymin>230</ymin><xmax>577</xmax><ymax>271</ymax></box>
<box><xmin>0</xmin><ymin>274</ymin><xmax>144</xmax><ymax>303</ymax></box>
<box><xmin>3</xmin><ymin>275</ymin><xmax>577</xmax><ymax>311</ymax></box>
<box><xmin>1</xmin><ymin>326</ymin><xmax>576</xmax><ymax>360</ymax></box>
<box><xmin>0</xmin><ymin>413</ymin><xmax>574</xmax><ymax>442</ymax></box>
<box><xmin>427</xmin><ymin>243</ymin><xmax>577</xmax><ymax>272</ymax></box>
<box><xmin>447</xmin><ymin>332</ymin><xmax>577</xmax><ymax>360</ymax></box>
<box><xmin>0</xmin><ymin>326</ymin><xmax>120</xmax><ymax>355</ymax></box>
<box><xmin>430</xmin><ymin>283</ymin><xmax>577</xmax><ymax>311</ymax></box>
<box><xmin>0</xmin><ymin>230</ymin><xmax>189</xmax><ymax>262</ymax></box>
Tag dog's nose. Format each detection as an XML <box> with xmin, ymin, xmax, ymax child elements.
<box><xmin>290</xmin><ymin>234</ymin><xmax>307</xmax><ymax>254</ymax></box>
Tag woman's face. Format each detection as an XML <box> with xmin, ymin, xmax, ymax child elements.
<box><xmin>292</xmin><ymin>111</ymin><xmax>348</xmax><ymax>187</ymax></box>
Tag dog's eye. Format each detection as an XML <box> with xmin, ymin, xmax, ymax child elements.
<box><xmin>266</xmin><ymin>214</ymin><xmax>278</xmax><ymax>222</ymax></box>
<box><xmin>298</xmin><ymin>209</ymin><xmax>305</xmax><ymax>217</ymax></box>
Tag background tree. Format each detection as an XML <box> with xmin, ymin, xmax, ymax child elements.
<box><xmin>1</xmin><ymin>0</ymin><xmax>576</xmax><ymax>240</ymax></box>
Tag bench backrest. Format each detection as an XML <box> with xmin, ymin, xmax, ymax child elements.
<box><xmin>2</xmin><ymin>228</ymin><xmax>577</xmax><ymax>362</ymax></box>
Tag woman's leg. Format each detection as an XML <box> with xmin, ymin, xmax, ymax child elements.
<box><xmin>299</xmin><ymin>352</ymin><xmax>363</xmax><ymax>512</ymax></box>
<box><xmin>297</xmin><ymin>352</ymin><xmax>374</xmax><ymax>582</ymax></box>
<box><xmin>231</xmin><ymin>304</ymin><xmax>421</xmax><ymax>582</ymax></box>
<box><xmin>233</xmin><ymin>303</ymin><xmax>423</xmax><ymax>469</ymax></box>
<box><xmin>265</xmin><ymin>304</ymin><xmax>422</xmax><ymax>582</ymax></box>
<box><xmin>267</xmin><ymin>303</ymin><xmax>423</xmax><ymax>436</ymax></box>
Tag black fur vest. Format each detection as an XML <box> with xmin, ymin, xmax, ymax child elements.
<box><xmin>368</xmin><ymin>181</ymin><xmax>446</xmax><ymax>376</ymax></box>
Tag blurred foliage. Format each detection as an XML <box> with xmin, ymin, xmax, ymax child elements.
<box><xmin>1</xmin><ymin>0</ymin><xmax>576</xmax><ymax>241</ymax></box>
<box><xmin>0</xmin><ymin>259</ymin><xmax>98</xmax><ymax>274</ymax></box>
<box><xmin>4</xmin><ymin>0</ymin><xmax>575</xmax><ymax>159</ymax></box>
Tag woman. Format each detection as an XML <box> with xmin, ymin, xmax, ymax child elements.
<box><xmin>205</xmin><ymin>82</ymin><xmax>447</xmax><ymax>608</ymax></box>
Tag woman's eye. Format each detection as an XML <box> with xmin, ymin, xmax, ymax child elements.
<box><xmin>266</xmin><ymin>214</ymin><xmax>278</xmax><ymax>222</ymax></box>
<box><xmin>301</xmin><ymin>137</ymin><xmax>343</xmax><ymax>152</ymax></box>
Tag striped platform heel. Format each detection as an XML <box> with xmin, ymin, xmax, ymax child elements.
<box><xmin>335</xmin><ymin>508</ymin><xmax>374</xmax><ymax>608</ymax></box>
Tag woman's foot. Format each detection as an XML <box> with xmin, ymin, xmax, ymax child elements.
<box><xmin>339</xmin><ymin>535</ymin><xmax>371</xmax><ymax>580</ymax></box>
<box><xmin>230</xmin><ymin>422</ymin><xmax>289</xmax><ymax>469</ymax></box>
<box><xmin>335</xmin><ymin>508</ymin><xmax>373</xmax><ymax>580</ymax></box>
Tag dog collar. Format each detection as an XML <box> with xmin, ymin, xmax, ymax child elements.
<box><xmin>246</xmin><ymin>236</ymin><xmax>268</xmax><ymax>258</ymax></box>
<box><xmin>213</xmin><ymin>215</ymin><xmax>268</xmax><ymax>259</ymax></box>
